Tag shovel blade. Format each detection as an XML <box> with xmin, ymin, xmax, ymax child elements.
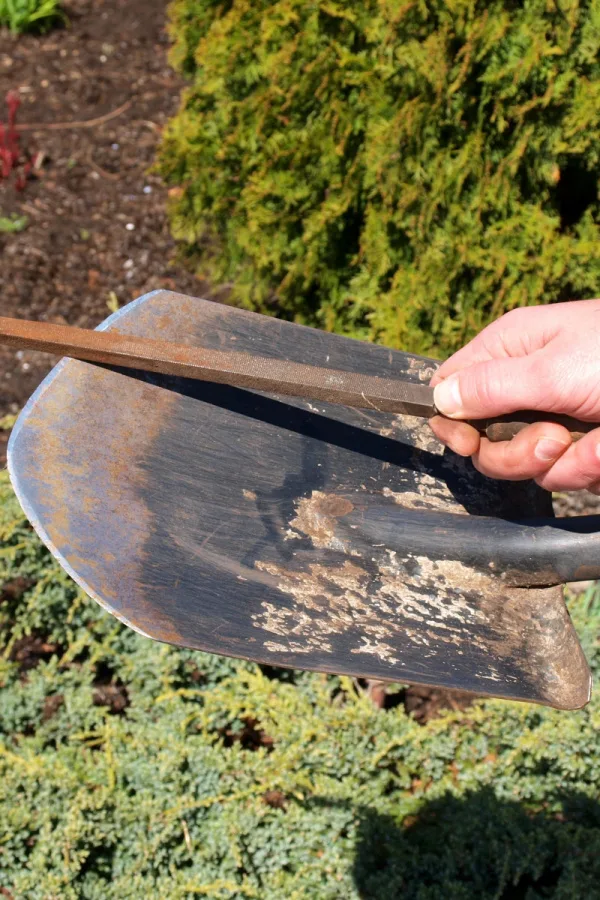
<box><xmin>8</xmin><ymin>290</ymin><xmax>591</xmax><ymax>709</ymax></box>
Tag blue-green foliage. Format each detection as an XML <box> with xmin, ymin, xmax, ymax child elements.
<box><xmin>1</xmin><ymin>466</ymin><xmax>600</xmax><ymax>897</ymax></box>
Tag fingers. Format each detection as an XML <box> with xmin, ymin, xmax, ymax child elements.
<box><xmin>431</xmin><ymin>414</ymin><xmax>574</xmax><ymax>482</ymax></box>
<box><xmin>429</xmin><ymin>416</ymin><xmax>481</xmax><ymax>457</ymax></box>
<box><xmin>432</xmin><ymin>411</ymin><xmax>600</xmax><ymax>491</ymax></box>
<box><xmin>428</xmin><ymin>301</ymin><xmax>600</xmax><ymax>489</ymax></box>
<box><xmin>472</xmin><ymin>423</ymin><xmax>572</xmax><ymax>482</ymax></box>
<box><xmin>430</xmin><ymin>306</ymin><xmax>561</xmax><ymax>387</ymax></box>
<box><xmin>433</xmin><ymin>354</ymin><xmax>547</xmax><ymax>420</ymax></box>
<box><xmin>430</xmin><ymin>415</ymin><xmax>573</xmax><ymax>482</ymax></box>
<box><xmin>431</xmin><ymin>328</ymin><xmax>512</xmax><ymax>387</ymax></box>
<box><xmin>431</xmin><ymin>340</ymin><xmax>501</xmax><ymax>387</ymax></box>
<box><xmin>534</xmin><ymin>427</ymin><xmax>600</xmax><ymax>492</ymax></box>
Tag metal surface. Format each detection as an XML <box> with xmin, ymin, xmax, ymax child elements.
<box><xmin>0</xmin><ymin>313</ymin><xmax>435</xmax><ymax>416</ymax></box>
<box><xmin>0</xmin><ymin>314</ymin><xmax>594</xmax><ymax>440</ymax></box>
<box><xmin>7</xmin><ymin>290</ymin><xmax>592</xmax><ymax>709</ymax></box>
<box><xmin>480</xmin><ymin>414</ymin><xmax>594</xmax><ymax>442</ymax></box>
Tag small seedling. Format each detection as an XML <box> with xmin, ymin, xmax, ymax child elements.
<box><xmin>0</xmin><ymin>213</ymin><xmax>28</xmax><ymax>233</ymax></box>
<box><xmin>0</xmin><ymin>413</ymin><xmax>17</xmax><ymax>430</ymax></box>
<box><xmin>0</xmin><ymin>91</ymin><xmax>32</xmax><ymax>191</ymax></box>
<box><xmin>106</xmin><ymin>291</ymin><xmax>120</xmax><ymax>313</ymax></box>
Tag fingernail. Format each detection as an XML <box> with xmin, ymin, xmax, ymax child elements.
<box><xmin>433</xmin><ymin>376</ymin><xmax>463</xmax><ymax>418</ymax></box>
<box><xmin>534</xmin><ymin>438</ymin><xmax>569</xmax><ymax>462</ymax></box>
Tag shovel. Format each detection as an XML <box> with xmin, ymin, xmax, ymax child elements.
<box><xmin>2</xmin><ymin>290</ymin><xmax>597</xmax><ymax>709</ymax></box>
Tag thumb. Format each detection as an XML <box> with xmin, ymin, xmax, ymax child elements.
<box><xmin>432</xmin><ymin>355</ymin><xmax>546</xmax><ymax>420</ymax></box>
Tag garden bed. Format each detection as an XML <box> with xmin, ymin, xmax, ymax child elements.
<box><xmin>0</xmin><ymin>0</ymin><xmax>204</xmax><ymax>465</ymax></box>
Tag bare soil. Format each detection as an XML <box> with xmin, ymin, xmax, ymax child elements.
<box><xmin>0</xmin><ymin>0</ymin><xmax>205</xmax><ymax>466</ymax></box>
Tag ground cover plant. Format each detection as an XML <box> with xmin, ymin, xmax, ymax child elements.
<box><xmin>2</xmin><ymin>462</ymin><xmax>600</xmax><ymax>897</ymax></box>
<box><xmin>0</xmin><ymin>0</ymin><xmax>61</xmax><ymax>33</ymax></box>
<box><xmin>158</xmin><ymin>0</ymin><xmax>600</xmax><ymax>357</ymax></box>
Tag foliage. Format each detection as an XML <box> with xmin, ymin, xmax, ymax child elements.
<box><xmin>0</xmin><ymin>213</ymin><xmax>28</xmax><ymax>233</ymax></box>
<box><xmin>0</xmin><ymin>0</ymin><xmax>62</xmax><ymax>33</ymax></box>
<box><xmin>1</xmin><ymin>465</ymin><xmax>600</xmax><ymax>897</ymax></box>
<box><xmin>0</xmin><ymin>92</ymin><xmax>24</xmax><ymax>189</ymax></box>
<box><xmin>158</xmin><ymin>0</ymin><xmax>600</xmax><ymax>356</ymax></box>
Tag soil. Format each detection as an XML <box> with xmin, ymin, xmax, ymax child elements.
<box><xmin>0</xmin><ymin>0</ymin><xmax>597</xmax><ymax>726</ymax></box>
<box><xmin>0</xmin><ymin>0</ymin><xmax>206</xmax><ymax>465</ymax></box>
<box><xmin>400</xmin><ymin>684</ymin><xmax>475</xmax><ymax>724</ymax></box>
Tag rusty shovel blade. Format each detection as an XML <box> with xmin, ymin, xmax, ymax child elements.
<box><xmin>6</xmin><ymin>290</ymin><xmax>592</xmax><ymax>710</ymax></box>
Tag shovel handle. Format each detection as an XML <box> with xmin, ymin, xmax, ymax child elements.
<box><xmin>340</xmin><ymin>503</ymin><xmax>600</xmax><ymax>588</ymax></box>
<box><xmin>475</xmin><ymin>413</ymin><xmax>597</xmax><ymax>443</ymax></box>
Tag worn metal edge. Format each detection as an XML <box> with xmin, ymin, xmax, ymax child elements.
<box><xmin>6</xmin><ymin>290</ymin><xmax>170</xmax><ymax>641</ymax></box>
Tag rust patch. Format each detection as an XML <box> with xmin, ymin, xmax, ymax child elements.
<box><xmin>378</xmin><ymin>413</ymin><xmax>442</xmax><ymax>453</ymax></box>
<box><xmin>10</xmin><ymin>310</ymin><xmax>183</xmax><ymax>646</ymax></box>
<box><xmin>313</xmin><ymin>495</ymin><xmax>354</xmax><ymax>517</ymax></box>
<box><xmin>394</xmin><ymin>414</ymin><xmax>444</xmax><ymax>453</ymax></box>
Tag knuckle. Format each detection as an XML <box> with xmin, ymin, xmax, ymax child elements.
<box><xmin>535</xmin><ymin>467</ymin><xmax>568</xmax><ymax>492</ymax></box>
<box><xmin>474</xmin><ymin>445</ymin><xmax>515</xmax><ymax>481</ymax></box>
<box><xmin>465</xmin><ymin>366</ymin><xmax>499</xmax><ymax>409</ymax></box>
<box><xmin>535</xmin><ymin>435</ymin><xmax>600</xmax><ymax>491</ymax></box>
<box><xmin>526</xmin><ymin>355</ymin><xmax>562</xmax><ymax>402</ymax></box>
<box><xmin>572</xmin><ymin>439</ymin><xmax>600</xmax><ymax>484</ymax></box>
<box><xmin>500</xmin><ymin>308</ymin><xmax>526</xmax><ymax>328</ymax></box>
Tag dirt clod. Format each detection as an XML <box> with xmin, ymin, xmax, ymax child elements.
<box><xmin>262</xmin><ymin>790</ymin><xmax>287</xmax><ymax>810</ymax></box>
<box><xmin>1</xmin><ymin>576</ymin><xmax>35</xmax><ymax>604</ymax></box>
<box><xmin>402</xmin><ymin>685</ymin><xmax>475</xmax><ymax>724</ymax></box>
<box><xmin>42</xmin><ymin>693</ymin><xmax>64</xmax><ymax>721</ymax></box>
<box><xmin>9</xmin><ymin>634</ymin><xmax>60</xmax><ymax>670</ymax></box>
<box><xmin>92</xmin><ymin>681</ymin><xmax>129</xmax><ymax>714</ymax></box>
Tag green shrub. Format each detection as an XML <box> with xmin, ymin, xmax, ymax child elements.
<box><xmin>0</xmin><ymin>0</ymin><xmax>62</xmax><ymax>33</ymax></box>
<box><xmin>158</xmin><ymin>0</ymin><xmax>600</xmax><ymax>356</ymax></box>
<box><xmin>2</xmin><ymin>465</ymin><xmax>600</xmax><ymax>897</ymax></box>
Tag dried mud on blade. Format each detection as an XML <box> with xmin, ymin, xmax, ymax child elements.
<box><xmin>7</xmin><ymin>290</ymin><xmax>592</xmax><ymax>709</ymax></box>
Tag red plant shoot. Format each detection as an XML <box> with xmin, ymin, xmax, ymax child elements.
<box><xmin>0</xmin><ymin>91</ymin><xmax>32</xmax><ymax>191</ymax></box>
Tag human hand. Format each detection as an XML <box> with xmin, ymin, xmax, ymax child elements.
<box><xmin>429</xmin><ymin>300</ymin><xmax>600</xmax><ymax>492</ymax></box>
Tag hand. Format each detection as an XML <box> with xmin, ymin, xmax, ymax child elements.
<box><xmin>429</xmin><ymin>300</ymin><xmax>600</xmax><ymax>492</ymax></box>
